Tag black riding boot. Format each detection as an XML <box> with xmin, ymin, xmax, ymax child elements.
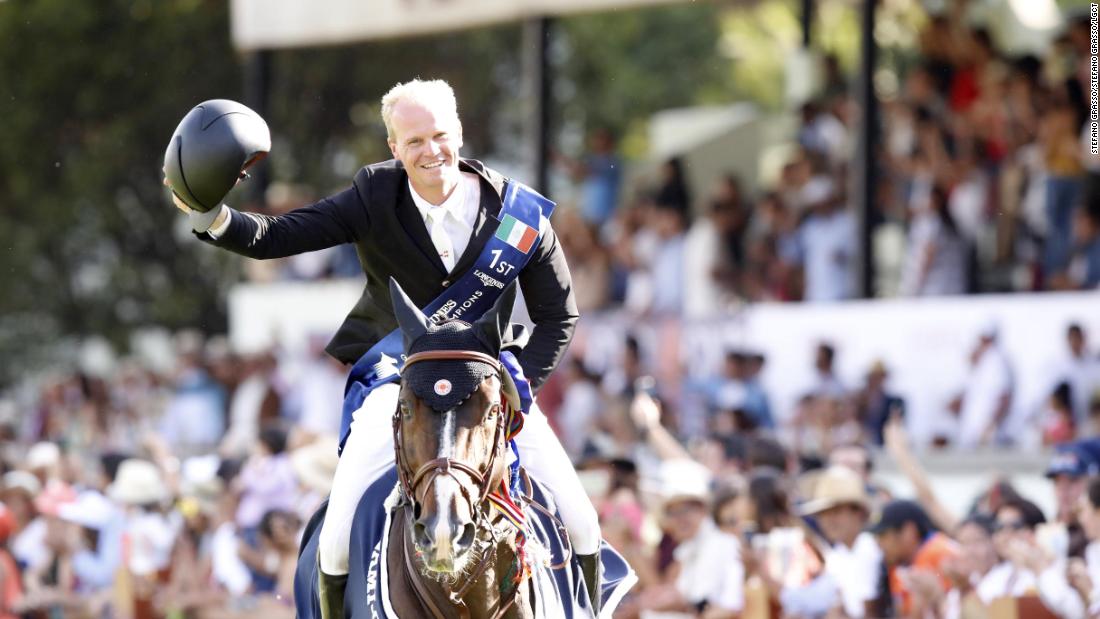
<box><xmin>578</xmin><ymin>552</ymin><xmax>601</xmax><ymax>616</ymax></box>
<box><xmin>318</xmin><ymin>563</ymin><xmax>348</xmax><ymax>619</ymax></box>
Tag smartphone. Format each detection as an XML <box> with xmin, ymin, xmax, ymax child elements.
<box><xmin>634</xmin><ymin>376</ymin><xmax>658</xmax><ymax>398</ymax></box>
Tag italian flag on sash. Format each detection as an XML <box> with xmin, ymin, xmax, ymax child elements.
<box><xmin>495</xmin><ymin>214</ymin><xmax>538</xmax><ymax>254</ymax></box>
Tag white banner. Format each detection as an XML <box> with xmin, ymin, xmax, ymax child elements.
<box><xmin>231</xmin><ymin>0</ymin><xmax>690</xmax><ymax>50</ymax></box>
<box><xmin>229</xmin><ymin>279</ymin><xmax>1100</xmax><ymax>449</ymax></box>
<box><xmin>573</xmin><ymin>292</ymin><xmax>1100</xmax><ymax>447</ymax></box>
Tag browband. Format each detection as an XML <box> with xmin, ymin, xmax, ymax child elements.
<box><xmin>403</xmin><ymin>350</ymin><xmax>502</xmax><ymax>372</ymax></box>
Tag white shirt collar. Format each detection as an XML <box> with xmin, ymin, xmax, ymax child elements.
<box><xmin>408</xmin><ymin>174</ymin><xmax>468</xmax><ymax>223</ymax></box>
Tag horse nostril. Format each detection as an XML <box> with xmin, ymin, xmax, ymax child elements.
<box><xmin>455</xmin><ymin>522</ymin><xmax>476</xmax><ymax>551</ymax></box>
<box><xmin>413</xmin><ymin>522</ymin><xmax>432</xmax><ymax>549</ymax></box>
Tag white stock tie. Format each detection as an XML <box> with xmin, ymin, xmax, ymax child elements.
<box><xmin>425</xmin><ymin>208</ymin><xmax>456</xmax><ymax>272</ymax></box>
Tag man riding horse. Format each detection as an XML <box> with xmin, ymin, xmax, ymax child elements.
<box><xmin>165</xmin><ymin>79</ymin><xmax>602</xmax><ymax>617</ymax></box>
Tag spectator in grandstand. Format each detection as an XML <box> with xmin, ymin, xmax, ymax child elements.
<box><xmin>557</xmin><ymin>358</ymin><xmax>603</xmax><ymax>459</ymax></box>
<box><xmin>627</xmin><ymin>458</ymin><xmax>744</xmax><ymax>617</ymax></box>
<box><xmin>785</xmin><ymin>466</ymin><xmax>881</xmax><ymax>618</ymax></box>
<box><xmin>0</xmin><ymin>503</ymin><xmax>23</xmax><ymax>619</ymax></box>
<box><xmin>1041</xmin><ymin>382</ymin><xmax>1077</xmax><ymax>445</ymax></box>
<box><xmin>233</xmin><ymin>426</ymin><xmax>298</xmax><ymax>531</ymax></box>
<box><xmin>159</xmin><ymin>335</ymin><xmax>226</xmax><ymax>456</ymax></box>
<box><xmin>940</xmin><ymin>515</ymin><xmax>999</xmax><ymax>617</ymax></box>
<box><xmin>743</xmin><ymin>468</ymin><xmax>823</xmax><ymax>598</ymax></box>
<box><xmin>978</xmin><ymin>498</ymin><xmax>1084</xmax><ymax>617</ymax></box>
<box><xmin>648</xmin><ymin>204</ymin><xmax>687</xmax><ymax>315</ymax></box>
<box><xmin>555</xmin><ymin>128</ymin><xmax>622</xmax><ymax>228</ymax></box>
<box><xmin>852</xmin><ymin>360</ymin><xmax>904</xmax><ymax>446</ymax></box>
<box><xmin>898</xmin><ymin>183</ymin><xmax>969</xmax><ymax>297</ymax></box>
<box><xmin>953</xmin><ymin>323</ymin><xmax>1014</xmax><ymax>447</ymax></box>
<box><xmin>1046</xmin><ymin>323</ymin><xmax>1100</xmax><ymax>429</ymax></box>
<box><xmin>1</xmin><ymin>471</ymin><xmax>44</xmax><ymax>572</ymax></box>
<box><xmin>1041</xmin><ymin>99</ymin><xmax>1085</xmax><ymax>277</ymax></box>
<box><xmin>653</xmin><ymin>157</ymin><xmax>691</xmax><ymax>218</ymax></box>
<box><xmin>1070</xmin><ymin>475</ymin><xmax>1100</xmax><ymax>614</ymax></box>
<box><xmin>683</xmin><ymin>182</ymin><xmax>740</xmax><ymax>318</ymax></box>
<box><xmin>253</xmin><ymin>509</ymin><xmax>301</xmax><ymax>601</ymax></box>
<box><xmin>1046</xmin><ymin>440</ymin><xmax>1099</xmax><ymax>557</ymax></box>
<box><xmin>798</xmin><ymin>100</ymin><xmax>848</xmax><ymax>168</ymax></box>
<box><xmin>797</xmin><ymin>175</ymin><xmax>856</xmax><ymax>302</ymax></box>
<box><xmin>108</xmin><ymin>458</ymin><xmax>177</xmax><ymax>612</ymax></box>
<box><xmin>871</xmin><ymin>499</ymin><xmax>958</xmax><ymax>617</ymax></box>
<box><xmin>806</xmin><ymin>342</ymin><xmax>846</xmax><ymax>400</ymax></box>
<box><xmin>285</xmin><ymin>336</ymin><xmax>349</xmax><ymax>447</ymax></box>
<box><xmin>221</xmin><ymin>351</ymin><xmax>282</xmax><ymax>459</ymax></box>
<box><xmin>556</xmin><ymin>210</ymin><xmax>612</xmax><ymax>312</ymax></box>
<box><xmin>1059</xmin><ymin>205</ymin><xmax>1100</xmax><ymax>289</ymax></box>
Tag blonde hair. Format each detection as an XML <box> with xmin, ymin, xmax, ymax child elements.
<box><xmin>380</xmin><ymin>79</ymin><xmax>460</xmax><ymax>140</ymax></box>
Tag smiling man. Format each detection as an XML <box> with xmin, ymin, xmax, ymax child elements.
<box><xmin>167</xmin><ymin>79</ymin><xmax>597</xmax><ymax>618</ymax></box>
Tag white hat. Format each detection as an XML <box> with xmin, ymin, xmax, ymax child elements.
<box><xmin>107</xmin><ymin>459</ymin><xmax>168</xmax><ymax>506</ymax></box>
<box><xmin>179</xmin><ymin>455</ymin><xmax>223</xmax><ymax>507</ymax></box>
<box><xmin>291</xmin><ymin>439</ymin><xmax>339</xmax><ymax>496</ymax></box>
<box><xmin>2</xmin><ymin>471</ymin><xmax>41</xmax><ymax>496</ymax></box>
<box><xmin>58</xmin><ymin>491</ymin><xmax>117</xmax><ymax>530</ymax></box>
<box><xmin>26</xmin><ymin>442</ymin><xmax>60</xmax><ymax>470</ymax></box>
<box><xmin>656</xmin><ymin>459</ymin><xmax>712</xmax><ymax>507</ymax></box>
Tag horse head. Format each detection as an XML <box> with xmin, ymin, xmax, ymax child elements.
<box><xmin>389</xmin><ymin>278</ymin><xmax>516</xmax><ymax>577</ymax></box>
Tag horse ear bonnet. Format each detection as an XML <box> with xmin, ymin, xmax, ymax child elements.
<box><xmin>404</xmin><ymin>322</ymin><xmax>499</xmax><ymax>412</ymax></box>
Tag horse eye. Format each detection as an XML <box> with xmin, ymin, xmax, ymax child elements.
<box><xmin>488</xmin><ymin>403</ymin><xmax>500</xmax><ymax>420</ymax></box>
<box><xmin>399</xmin><ymin>400</ymin><xmax>412</xmax><ymax>419</ymax></box>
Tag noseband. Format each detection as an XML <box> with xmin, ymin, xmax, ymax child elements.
<box><xmin>392</xmin><ymin>349</ymin><xmax>509</xmax><ymax>528</ymax></box>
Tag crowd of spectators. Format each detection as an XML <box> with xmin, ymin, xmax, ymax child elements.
<box><xmin>548</xmin><ymin>3</ymin><xmax>1100</xmax><ymax>314</ymax></box>
<box><xmin>0</xmin><ymin>311</ymin><xmax>1097</xmax><ymax>616</ymax></box>
<box><xmin>0</xmin><ymin>332</ymin><xmax>346</xmax><ymax>617</ymax></box>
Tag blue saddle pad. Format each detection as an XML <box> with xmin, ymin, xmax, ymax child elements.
<box><xmin>294</xmin><ymin>467</ymin><xmax>636</xmax><ymax>618</ymax></box>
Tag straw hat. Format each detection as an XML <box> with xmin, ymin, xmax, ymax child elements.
<box><xmin>107</xmin><ymin>459</ymin><xmax>168</xmax><ymax>506</ymax></box>
<box><xmin>291</xmin><ymin>439</ymin><xmax>340</xmax><ymax>496</ymax></box>
<box><xmin>26</xmin><ymin>442</ymin><xmax>60</xmax><ymax>470</ymax></box>
<box><xmin>3</xmin><ymin>470</ymin><xmax>42</xmax><ymax>496</ymax></box>
<box><xmin>799</xmin><ymin>465</ymin><xmax>869</xmax><ymax>516</ymax></box>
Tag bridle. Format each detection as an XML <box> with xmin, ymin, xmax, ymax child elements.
<box><xmin>391</xmin><ymin>349</ymin><xmax>518</xmax><ymax>619</ymax></box>
<box><xmin>392</xmin><ymin>350</ymin><xmax>509</xmax><ymax>527</ymax></box>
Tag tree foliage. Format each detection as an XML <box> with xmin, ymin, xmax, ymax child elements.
<box><xmin>0</xmin><ymin>0</ymin><xmax>242</xmax><ymax>385</ymax></box>
<box><xmin>0</xmin><ymin>0</ymin><xmax>730</xmax><ymax>386</ymax></box>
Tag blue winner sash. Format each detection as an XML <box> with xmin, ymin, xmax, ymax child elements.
<box><xmin>338</xmin><ymin>180</ymin><xmax>555</xmax><ymax>450</ymax></box>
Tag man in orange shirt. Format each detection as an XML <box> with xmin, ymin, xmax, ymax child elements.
<box><xmin>871</xmin><ymin>500</ymin><xmax>960</xmax><ymax>617</ymax></box>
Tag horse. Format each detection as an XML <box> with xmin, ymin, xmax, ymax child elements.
<box><xmin>295</xmin><ymin>281</ymin><xmax>635</xmax><ymax>618</ymax></box>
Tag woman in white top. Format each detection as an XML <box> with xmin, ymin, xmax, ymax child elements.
<box><xmin>900</xmin><ymin>183</ymin><xmax>969</xmax><ymax>297</ymax></box>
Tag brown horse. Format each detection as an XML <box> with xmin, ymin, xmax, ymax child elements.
<box><xmin>385</xmin><ymin>281</ymin><xmax>535</xmax><ymax>619</ymax></box>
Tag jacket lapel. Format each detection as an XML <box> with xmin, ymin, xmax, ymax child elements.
<box><xmin>394</xmin><ymin>186</ymin><xmax>449</xmax><ymax>275</ymax></box>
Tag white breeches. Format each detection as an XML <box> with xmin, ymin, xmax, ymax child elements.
<box><xmin>317</xmin><ymin>382</ymin><xmax>601</xmax><ymax>575</ymax></box>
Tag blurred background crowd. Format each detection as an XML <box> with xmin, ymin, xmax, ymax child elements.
<box><xmin>5</xmin><ymin>0</ymin><xmax>1100</xmax><ymax>616</ymax></box>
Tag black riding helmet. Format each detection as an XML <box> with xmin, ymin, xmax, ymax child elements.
<box><xmin>163</xmin><ymin>99</ymin><xmax>270</xmax><ymax>213</ymax></box>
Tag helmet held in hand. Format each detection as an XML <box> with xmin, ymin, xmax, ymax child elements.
<box><xmin>163</xmin><ymin>99</ymin><xmax>270</xmax><ymax>213</ymax></box>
